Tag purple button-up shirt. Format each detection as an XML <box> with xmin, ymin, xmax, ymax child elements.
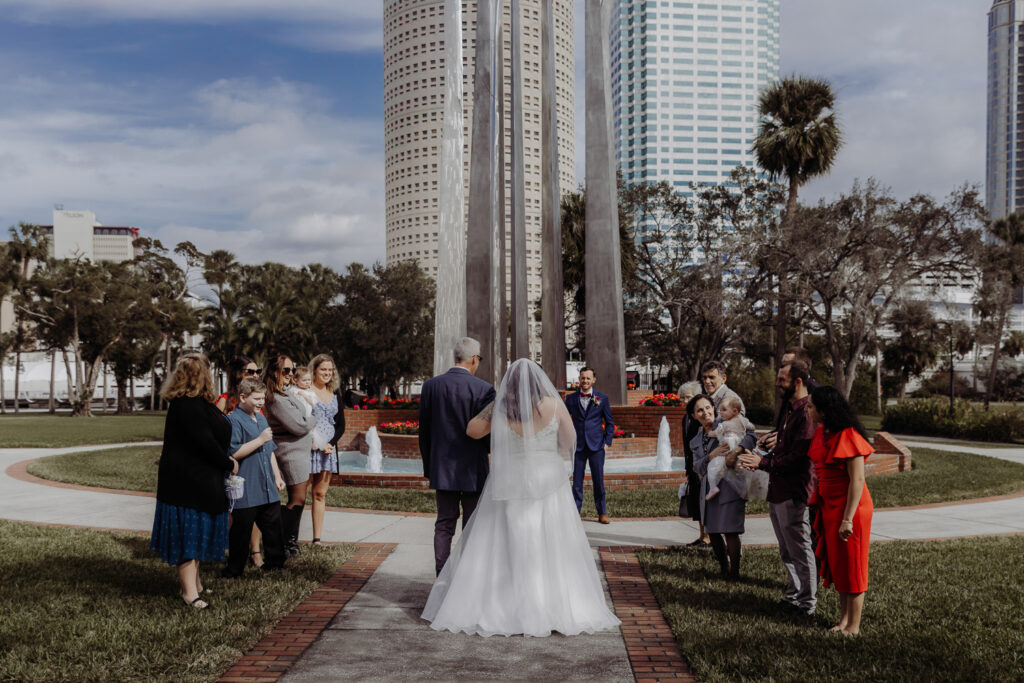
<box><xmin>760</xmin><ymin>394</ymin><xmax>815</xmax><ymax>504</ymax></box>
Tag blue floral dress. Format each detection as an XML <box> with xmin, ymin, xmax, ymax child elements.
<box><xmin>309</xmin><ymin>394</ymin><xmax>339</xmax><ymax>474</ymax></box>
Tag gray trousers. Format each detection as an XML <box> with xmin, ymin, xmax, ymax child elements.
<box><xmin>768</xmin><ymin>498</ymin><xmax>817</xmax><ymax>612</ymax></box>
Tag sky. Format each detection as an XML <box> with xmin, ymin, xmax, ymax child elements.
<box><xmin>0</xmin><ymin>0</ymin><xmax>988</xmax><ymax>270</ymax></box>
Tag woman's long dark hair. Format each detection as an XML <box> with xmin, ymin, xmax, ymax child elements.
<box><xmin>810</xmin><ymin>386</ymin><xmax>870</xmax><ymax>441</ymax></box>
<box><xmin>223</xmin><ymin>355</ymin><xmax>255</xmax><ymax>413</ymax></box>
<box><xmin>262</xmin><ymin>354</ymin><xmax>292</xmax><ymax>407</ymax></box>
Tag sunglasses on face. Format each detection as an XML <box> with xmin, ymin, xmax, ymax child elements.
<box><xmin>244</xmin><ymin>368</ymin><xmax>261</xmax><ymax>376</ymax></box>
<box><xmin>282</xmin><ymin>367</ymin><xmax>295</xmax><ymax>375</ymax></box>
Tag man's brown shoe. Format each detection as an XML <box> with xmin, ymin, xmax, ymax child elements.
<box><xmin>598</xmin><ymin>514</ymin><xmax>610</xmax><ymax>524</ymax></box>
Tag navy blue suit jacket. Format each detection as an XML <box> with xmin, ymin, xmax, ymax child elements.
<box><xmin>418</xmin><ymin>367</ymin><xmax>496</xmax><ymax>491</ymax></box>
<box><xmin>565</xmin><ymin>390</ymin><xmax>615</xmax><ymax>453</ymax></box>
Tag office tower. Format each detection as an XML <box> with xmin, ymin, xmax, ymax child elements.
<box><xmin>382</xmin><ymin>0</ymin><xmax>576</xmax><ymax>357</ymax></box>
<box><xmin>610</xmin><ymin>0</ymin><xmax>779</xmax><ymax>202</ymax></box>
<box><xmin>987</xmin><ymin>0</ymin><xmax>1024</xmax><ymax>220</ymax></box>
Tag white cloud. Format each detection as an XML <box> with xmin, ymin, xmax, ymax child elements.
<box><xmin>780</xmin><ymin>0</ymin><xmax>985</xmax><ymax>202</ymax></box>
<box><xmin>0</xmin><ymin>75</ymin><xmax>386</xmax><ymax>271</ymax></box>
<box><xmin>2</xmin><ymin>0</ymin><xmax>383</xmax><ymax>52</ymax></box>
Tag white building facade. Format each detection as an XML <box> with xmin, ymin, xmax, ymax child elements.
<box><xmin>382</xmin><ymin>0</ymin><xmax>576</xmax><ymax>356</ymax></box>
<box><xmin>610</xmin><ymin>0</ymin><xmax>779</xmax><ymax>199</ymax></box>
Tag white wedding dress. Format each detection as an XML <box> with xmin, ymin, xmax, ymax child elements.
<box><xmin>421</xmin><ymin>416</ymin><xmax>621</xmax><ymax>637</ymax></box>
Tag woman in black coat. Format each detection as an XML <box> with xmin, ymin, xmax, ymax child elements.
<box><xmin>678</xmin><ymin>381</ymin><xmax>708</xmax><ymax>546</ymax></box>
<box><xmin>150</xmin><ymin>353</ymin><xmax>237</xmax><ymax>609</ymax></box>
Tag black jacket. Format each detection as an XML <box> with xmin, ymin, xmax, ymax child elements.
<box><xmin>156</xmin><ymin>396</ymin><xmax>234</xmax><ymax>514</ymax></box>
<box><xmin>418</xmin><ymin>368</ymin><xmax>495</xmax><ymax>492</ymax></box>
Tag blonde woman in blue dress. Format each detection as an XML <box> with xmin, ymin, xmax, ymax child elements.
<box><xmin>421</xmin><ymin>359</ymin><xmax>620</xmax><ymax>637</ymax></box>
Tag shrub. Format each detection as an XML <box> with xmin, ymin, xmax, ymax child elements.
<box><xmin>881</xmin><ymin>398</ymin><xmax>1024</xmax><ymax>442</ymax></box>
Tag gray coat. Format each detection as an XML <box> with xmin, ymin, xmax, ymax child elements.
<box><xmin>266</xmin><ymin>392</ymin><xmax>315</xmax><ymax>485</ymax></box>
<box><xmin>691</xmin><ymin>419</ymin><xmax>757</xmax><ymax>534</ymax></box>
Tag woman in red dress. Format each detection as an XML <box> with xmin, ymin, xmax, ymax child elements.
<box><xmin>807</xmin><ymin>385</ymin><xmax>874</xmax><ymax>636</ymax></box>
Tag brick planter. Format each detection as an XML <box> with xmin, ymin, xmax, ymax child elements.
<box><xmin>605</xmin><ymin>437</ymin><xmax>658</xmax><ymax>459</ymax></box>
<box><xmin>357</xmin><ymin>432</ymin><xmax>420</xmax><ymax>459</ymax></box>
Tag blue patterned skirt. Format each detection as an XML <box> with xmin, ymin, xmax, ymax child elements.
<box><xmin>149</xmin><ymin>501</ymin><xmax>229</xmax><ymax>566</ymax></box>
<box><xmin>310</xmin><ymin>448</ymin><xmax>339</xmax><ymax>475</ymax></box>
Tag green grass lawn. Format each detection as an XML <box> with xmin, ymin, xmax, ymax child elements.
<box><xmin>0</xmin><ymin>413</ymin><xmax>166</xmax><ymax>447</ymax></box>
<box><xmin>638</xmin><ymin>536</ymin><xmax>1024</xmax><ymax>682</ymax></box>
<box><xmin>26</xmin><ymin>445</ymin><xmax>1024</xmax><ymax>518</ymax></box>
<box><xmin>0</xmin><ymin>519</ymin><xmax>354</xmax><ymax>682</ymax></box>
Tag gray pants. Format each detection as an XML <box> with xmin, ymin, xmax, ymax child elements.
<box><xmin>769</xmin><ymin>498</ymin><xmax>817</xmax><ymax>612</ymax></box>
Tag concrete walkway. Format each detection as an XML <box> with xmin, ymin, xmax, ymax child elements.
<box><xmin>3</xmin><ymin>441</ymin><xmax>1024</xmax><ymax>682</ymax></box>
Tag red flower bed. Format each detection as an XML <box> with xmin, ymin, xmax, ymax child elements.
<box><xmin>353</xmin><ymin>396</ymin><xmax>420</xmax><ymax>410</ymax></box>
<box><xmin>378</xmin><ymin>420</ymin><xmax>419</xmax><ymax>435</ymax></box>
<box><xmin>639</xmin><ymin>393</ymin><xmax>684</xmax><ymax>407</ymax></box>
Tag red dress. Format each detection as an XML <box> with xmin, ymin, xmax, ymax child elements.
<box><xmin>808</xmin><ymin>426</ymin><xmax>874</xmax><ymax>593</ymax></box>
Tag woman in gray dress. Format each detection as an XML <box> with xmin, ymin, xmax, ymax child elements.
<box><xmin>687</xmin><ymin>394</ymin><xmax>756</xmax><ymax>580</ymax></box>
<box><xmin>263</xmin><ymin>354</ymin><xmax>315</xmax><ymax>556</ymax></box>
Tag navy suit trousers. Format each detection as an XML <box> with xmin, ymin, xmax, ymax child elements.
<box><xmin>572</xmin><ymin>447</ymin><xmax>606</xmax><ymax>514</ymax></box>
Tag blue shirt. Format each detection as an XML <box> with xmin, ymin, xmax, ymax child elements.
<box><xmin>227</xmin><ymin>408</ymin><xmax>279</xmax><ymax>509</ymax></box>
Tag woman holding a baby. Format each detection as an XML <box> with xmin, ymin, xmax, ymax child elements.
<box><xmin>686</xmin><ymin>393</ymin><xmax>757</xmax><ymax>580</ymax></box>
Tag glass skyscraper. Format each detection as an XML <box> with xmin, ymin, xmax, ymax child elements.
<box><xmin>610</xmin><ymin>0</ymin><xmax>779</xmax><ymax>197</ymax></box>
<box><xmin>987</xmin><ymin>0</ymin><xmax>1024</xmax><ymax>220</ymax></box>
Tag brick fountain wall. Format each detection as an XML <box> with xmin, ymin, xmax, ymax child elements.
<box><xmin>331</xmin><ymin>407</ymin><xmax>910</xmax><ymax>490</ymax></box>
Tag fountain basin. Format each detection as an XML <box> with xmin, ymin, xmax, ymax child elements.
<box><xmin>329</xmin><ymin>451</ymin><xmax>687</xmax><ymax>490</ymax></box>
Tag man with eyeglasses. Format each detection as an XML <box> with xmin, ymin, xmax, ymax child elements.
<box><xmin>418</xmin><ymin>337</ymin><xmax>496</xmax><ymax>576</ymax></box>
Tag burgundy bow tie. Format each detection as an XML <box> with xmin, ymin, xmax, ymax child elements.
<box><xmin>581</xmin><ymin>393</ymin><xmax>592</xmax><ymax>397</ymax></box>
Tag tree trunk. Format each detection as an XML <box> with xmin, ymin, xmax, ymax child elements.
<box><xmin>48</xmin><ymin>350</ymin><xmax>56</xmax><ymax>414</ymax></box>
<box><xmin>876</xmin><ymin>345</ymin><xmax>883</xmax><ymax>413</ymax></box>
<box><xmin>984</xmin><ymin>304</ymin><xmax>1008</xmax><ymax>411</ymax></box>
<box><xmin>774</xmin><ymin>179</ymin><xmax>800</xmax><ymax>367</ymax></box>
<box><xmin>0</xmin><ymin>350</ymin><xmax>6</xmax><ymax>415</ymax></box>
<box><xmin>13</xmin><ymin>349</ymin><xmax>21</xmax><ymax>414</ymax></box>
<box><xmin>116</xmin><ymin>374</ymin><xmax>132</xmax><ymax>414</ymax></box>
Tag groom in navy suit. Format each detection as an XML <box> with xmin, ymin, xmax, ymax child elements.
<box><xmin>419</xmin><ymin>337</ymin><xmax>496</xmax><ymax>575</ymax></box>
<box><xmin>565</xmin><ymin>366</ymin><xmax>615</xmax><ymax>524</ymax></box>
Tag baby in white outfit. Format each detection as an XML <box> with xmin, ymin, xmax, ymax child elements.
<box><xmin>706</xmin><ymin>396</ymin><xmax>755</xmax><ymax>500</ymax></box>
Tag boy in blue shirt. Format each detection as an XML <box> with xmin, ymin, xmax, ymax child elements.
<box><xmin>222</xmin><ymin>378</ymin><xmax>287</xmax><ymax>577</ymax></box>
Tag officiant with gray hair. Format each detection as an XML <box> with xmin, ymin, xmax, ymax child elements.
<box><xmin>418</xmin><ymin>337</ymin><xmax>496</xmax><ymax>575</ymax></box>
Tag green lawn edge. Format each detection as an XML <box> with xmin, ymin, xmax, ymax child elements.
<box><xmin>638</xmin><ymin>537</ymin><xmax>1024</xmax><ymax>682</ymax></box>
<box><xmin>0</xmin><ymin>413</ymin><xmax>165</xmax><ymax>447</ymax></box>
<box><xmin>0</xmin><ymin>519</ymin><xmax>354</xmax><ymax>682</ymax></box>
<box><xmin>26</xmin><ymin>444</ymin><xmax>1024</xmax><ymax>517</ymax></box>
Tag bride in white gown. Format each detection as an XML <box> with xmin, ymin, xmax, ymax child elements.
<box><xmin>421</xmin><ymin>359</ymin><xmax>621</xmax><ymax>637</ymax></box>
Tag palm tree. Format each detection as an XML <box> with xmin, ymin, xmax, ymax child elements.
<box><xmin>753</xmin><ymin>76</ymin><xmax>842</xmax><ymax>363</ymax></box>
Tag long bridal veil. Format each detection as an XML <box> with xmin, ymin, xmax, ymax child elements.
<box><xmin>422</xmin><ymin>358</ymin><xmax>620</xmax><ymax>637</ymax></box>
<box><xmin>489</xmin><ymin>359</ymin><xmax>576</xmax><ymax>500</ymax></box>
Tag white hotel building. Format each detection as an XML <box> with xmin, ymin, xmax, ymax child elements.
<box><xmin>611</xmin><ymin>0</ymin><xmax>779</xmax><ymax>201</ymax></box>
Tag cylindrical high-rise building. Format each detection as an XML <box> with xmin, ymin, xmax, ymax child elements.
<box><xmin>383</xmin><ymin>0</ymin><xmax>576</xmax><ymax>359</ymax></box>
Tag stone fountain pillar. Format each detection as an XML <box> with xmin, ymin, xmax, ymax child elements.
<box><xmin>433</xmin><ymin>0</ymin><xmax>467</xmax><ymax>377</ymax></box>
<box><xmin>541</xmin><ymin>0</ymin><xmax>567</xmax><ymax>390</ymax></box>
<box><xmin>466</xmin><ymin>0</ymin><xmax>504</xmax><ymax>385</ymax></box>
<box><xmin>509</xmin><ymin>0</ymin><xmax>529</xmax><ymax>362</ymax></box>
<box><xmin>584</xmin><ymin>0</ymin><xmax>627</xmax><ymax>405</ymax></box>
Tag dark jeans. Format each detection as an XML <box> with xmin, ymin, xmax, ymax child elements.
<box><xmin>225</xmin><ymin>502</ymin><xmax>285</xmax><ymax>576</ymax></box>
<box><xmin>434</xmin><ymin>489</ymin><xmax>480</xmax><ymax>576</ymax></box>
<box><xmin>572</xmin><ymin>447</ymin><xmax>606</xmax><ymax>514</ymax></box>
